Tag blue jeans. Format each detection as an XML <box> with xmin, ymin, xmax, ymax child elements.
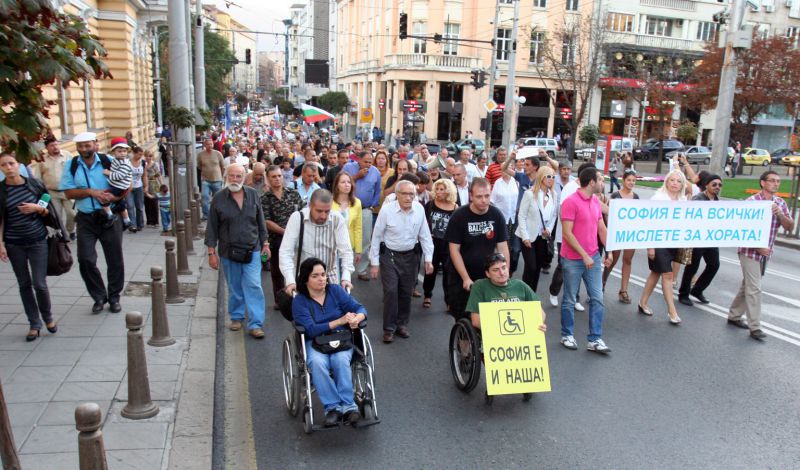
<box><xmin>508</xmin><ymin>222</ymin><xmax>521</xmax><ymax>274</ymax></box>
<box><xmin>221</xmin><ymin>250</ymin><xmax>265</xmax><ymax>330</ymax></box>
<box><xmin>201</xmin><ymin>180</ymin><xmax>223</xmax><ymax>218</ymax></box>
<box><xmin>560</xmin><ymin>253</ymin><xmax>605</xmax><ymax>342</ymax></box>
<box><xmin>305</xmin><ymin>341</ymin><xmax>356</xmax><ymax>414</ymax></box>
<box><xmin>126</xmin><ymin>187</ymin><xmax>145</xmax><ymax>229</ymax></box>
<box><xmin>160</xmin><ymin>208</ymin><xmax>171</xmax><ymax>231</ymax></box>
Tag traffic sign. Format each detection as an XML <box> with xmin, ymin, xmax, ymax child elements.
<box><xmin>483</xmin><ymin>99</ymin><xmax>498</xmax><ymax>113</ymax></box>
<box><xmin>360</xmin><ymin>108</ymin><xmax>373</xmax><ymax>123</ymax></box>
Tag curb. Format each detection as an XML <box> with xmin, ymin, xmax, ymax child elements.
<box><xmin>775</xmin><ymin>236</ymin><xmax>800</xmax><ymax>251</ymax></box>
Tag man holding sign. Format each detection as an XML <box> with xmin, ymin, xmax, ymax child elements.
<box><xmin>728</xmin><ymin>171</ymin><xmax>794</xmax><ymax>341</ymax></box>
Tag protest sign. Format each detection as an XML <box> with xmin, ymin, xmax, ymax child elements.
<box><xmin>479</xmin><ymin>301</ymin><xmax>551</xmax><ymax>396</ymax></box>
<box><xmin>606</xmin><ymin>199</ymin><xmax>773</xmax><ymax>251</ymax></box>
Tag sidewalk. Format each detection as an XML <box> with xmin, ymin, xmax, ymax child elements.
<box><xmin>0</xmin><ymin>225</ymin><xmax>216</xmax><ymax>469</ymax></box>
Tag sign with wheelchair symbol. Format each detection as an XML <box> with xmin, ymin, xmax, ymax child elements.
<box><xmin>479</xmin><ymin>301</ymin><xmax>551</xmax><ymax>395</ymax></box>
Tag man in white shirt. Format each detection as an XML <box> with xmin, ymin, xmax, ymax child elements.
<box><xmin>452</xmin><ymin>163</ymin><xmax>470</xmax><ymax>206</ymax></box>
<box><xmin>459</xmin><ymin>149</ymin><xmax>480</xmax><ymax>183</ymax></box>
<box><xmin>370</xmin><ymin>180</ymin><xmax>434</xmax><ymax>343</ymax></box>
<box><xmin>32</xmin><ymin>136</ymin><xmax>75</xmax><ymax>238</ymax></box>
<box><xmin>225</xmin><ymin>146</ymin><xmax>250</xmax><ymax>171</ymax></box>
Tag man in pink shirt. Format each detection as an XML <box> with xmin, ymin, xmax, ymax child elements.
<box><xmin>559</xmin><ymin>167</ymin><xmax>613</xmax><ymax>353</ymax></box>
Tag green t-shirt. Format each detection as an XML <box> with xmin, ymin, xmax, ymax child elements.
<box><xmin>465</xmin><ymin>278</ymin><xmax>540</xmax><ymax>314</ymax></box>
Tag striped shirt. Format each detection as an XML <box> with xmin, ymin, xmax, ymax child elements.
<box><xmin>278</xmin><ymin>208</ymin><xmax>353</xmax><ymax>286</ymax></box>
<box><xmin>2</xmin><ymin>184</ymin><xmax>47</xmax><ymax>244</ymax></box>
<box><xmin>157</xmin><ymin>192</ymin><xmax>171</xmax><ymax>209</ymax></box>
<box><xmin>739</xmin><ymin>192</ymin><xmax>791</xmax><ymax>261</ymax></box>
<box><xmin>108</xmin><ymin>158</ymin><xmax>133</xmax><ymax>190</ymax></box>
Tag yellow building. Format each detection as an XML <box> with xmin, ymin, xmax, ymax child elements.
<box><xmin>335</xmin><ymin>0</ymin><xmax>593</xmax><ymax>145</ymax></box>
<box><xmin>43</xmin><ymin>0</ymin><xmax>161</xmax><ymax>154</ymax></box>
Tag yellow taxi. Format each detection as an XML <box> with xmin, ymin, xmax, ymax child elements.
<box><xmin>742</xmin><ymin>148</ymin><xmax>771</xmax><ymax>166</ymax></box>
<box><xmin>782</xmin><ymin>153</ymin><xmax>800</xmax><ymax>166</ymax></box>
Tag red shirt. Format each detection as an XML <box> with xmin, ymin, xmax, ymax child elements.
<box><xmin>485</xmin><ymin>162</ymin><xmax>503</xmax><ymax>186</ymax></box>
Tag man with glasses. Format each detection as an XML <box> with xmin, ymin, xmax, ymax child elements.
<box><xmin>369</xmin><ymin>180</ymin><xmax>434</xmax><ymax>343</ymax></box>
<box><xmin>678</xmin><ymin>173</ymin><xmax>722</xmax><ymax>307</ymax></box>
<box><xmin>727</xmin><ymin>171</ymin><xmax>794</xmax><ymax>341</ymax></box>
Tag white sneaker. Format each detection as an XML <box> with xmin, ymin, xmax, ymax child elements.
<box><xmin>560</xmin><ymin>336</ymin><xmax>578</xmax><ymax>350</ymax></box>
<box><xmin>587</xmin><ymin>339</ymin><xmax>611</xmax><ymax>353</ymax></box>
<box><xmin>549</xmin><ymin>295</ymin><xmax>559</xmax><ymax>307</ymax></box>
<box><xmin>575</xmin><ymin>302</ymin><xmax>585</xmax><ymax>312</ymax></box>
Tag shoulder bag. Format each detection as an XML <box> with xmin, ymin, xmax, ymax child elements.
<box><xmin>309</xmin><ymin>291</ymin><xmax>353</xmax><ymax>354</ymax></box>
<box><xmin>277</xmin><ymin>211</ymin><xmax>304</xmax><ymax>321</ymax></box>
<box><xmin>537</xmin><ymin>193</ymin><xmax>555</xmax><ymax>258</ymax></box>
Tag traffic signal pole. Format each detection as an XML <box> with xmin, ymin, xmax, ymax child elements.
<box><xmin>484</xmin><ymin>0</ymin><xmax>500</xmax><ymax>148</ymax></box>
<box><xmin>500</xmin><ymin>0</ymin><xmax>520</xmax><ymax>150</ymax></box>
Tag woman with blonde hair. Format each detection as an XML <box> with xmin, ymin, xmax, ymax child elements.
<box><xmin>422</xmin><ymin>178</ymin><xmax>457</xmax><ymax>309</ymax></box>
<box><xmin>331</xmin><ymin>171</ymin><xmax>363</xmax><ymax>278</ymax></box>
<box><xmin>638</xmin><ymin>169</ymin><xmax>687</xmax><ymax>325</ymax></box>
<box><xmin>516</xmin><ymin>166</ymin><xmax>558</xmax><ymax>293</ymax></box>
<box><xmin>143</xmin><ymin>149</ymin><xmax>163</xmax><ymax>228</ymax></box>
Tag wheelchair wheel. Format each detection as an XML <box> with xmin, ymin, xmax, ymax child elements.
<box><xmin>302</xmin><ymin>409</ymin><xmax>313</xmax><ymax>434</ymax></box>
<box><xmin>484</xmin><ymin>389</ymin><xmax>494</xmax><ymax>406</ymax></box>
<box><xmin>449</xmin><ymin>318</ymin><xmax>481</xmax><ymax>393</ymax></box>
<box><xmin>363</xmin><ymin>402</ymin><xmax>376</xmax><ymax>422</ymax></box>
<box><xmin>522</xmin><ymin>393</ymin><xmax>532</xmax><ymax>402</ymax></box>
<box><xmin>281</xmin><ymin>336</ymin><xmax>301</xmax><ymax>417</ymax></box>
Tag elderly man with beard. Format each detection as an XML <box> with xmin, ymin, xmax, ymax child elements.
<box><xmin>205</xmin><ymin>164</ymin><xmax>270</xmax><ymax>339</ymax></box>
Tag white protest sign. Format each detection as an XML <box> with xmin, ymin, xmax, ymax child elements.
<box><xmin>606</xmin><ymin>199</ymin><xmax>773</xmax><ymax>251</ymax></box>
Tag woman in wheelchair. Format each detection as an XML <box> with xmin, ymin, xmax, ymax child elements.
<box><xmin>292</xmin><ymin>257</ymin><xmax>367</xmax><ymax>427</ymax></box>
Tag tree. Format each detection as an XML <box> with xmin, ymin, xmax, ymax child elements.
<box><xmin>0</xmin><ymin>0</ymin><xmax>110</xmax><ymax>161</ymax></box>
<box><xmin>316</xmin><ymin>91</ymin><xmax>351</xmax><ymax>115</ymax></box>
<box><xmin>578</xmin><ymin>124</ymin><xmax>600</xmax><ymax>146</ymax></box>
<box><xmin>685</xmin><ymin>35</ymin><xmax>800</xmax><ymax>145</ymax></box>
<box><xmin>276</xmin><ymin>99</ymin><xmax>296</xmax><ymax>117</ymax></box>
<box><xmin>676</xmin><ymin>121</ymin><xmax>699</xmax><ymax>143</ymax></box>
<box><xmin>538</xmin><ymin>13</ymin><xmax>610</xmax><ymax>160</ymax></box>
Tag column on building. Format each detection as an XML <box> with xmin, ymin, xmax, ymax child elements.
<box><xmin>424</xmin><ymin>81</ymin><xmax>439</xmax><ymax>142</ymax></box>
<box><xmin>547</xmin><ymin>89</ymin><xmax>557</xmax><ymax>137</ymax></box>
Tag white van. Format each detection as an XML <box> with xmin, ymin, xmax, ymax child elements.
<box><xmin>520</xmin><ymin>137</ymin><xmax>559</xmax><ymax>157</ymax></box>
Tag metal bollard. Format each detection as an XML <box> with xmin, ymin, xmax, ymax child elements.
<box><xmin>75</xmin><ymin>403</ymin><xmax>109</xmax><ymax>470</ymax></box>
<box><xmin>0</xmin><ymin>380</ymin><xmax>20</xmax><ymax>470</ymax></box>
<box><xmin>148</xmin><ymin>266</ymin><xmax>176</xmax><ymax>347</ymax></box>
<box><xmin>193</xmin><ymin>191</ymin><xmax>202</xmax><ymax>226</ymax></box>
<box><xmin>164</xmin><ymin>240</ymin><xmax>185</xmax><ymax>304</ymax></box>
<box><xmin>184</xmin><ymin>210</ymin><xmax>196</xmax><ymax>256</ymax></box>
<box><xmin>121</xmin><ymin>312</ymin><xmax>159</xmax><ymax>420</ymax></box>
<box><xmin>190</xmin><ymin>197</ymin><xmax>201</xmax><ymax>240</ymax></box>
<box><xmin>175</xmin><ymin>221</ymin><xmax>192</xmax><ymax>275</ymax></box>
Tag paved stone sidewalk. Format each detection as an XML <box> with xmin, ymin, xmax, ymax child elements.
<box><xmin>0</xmin><ymin>226</ymin><xmax>212</xmax><ymax>469</ymax></box>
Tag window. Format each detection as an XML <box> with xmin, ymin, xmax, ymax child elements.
<box><xmin>696</xmin><ymin>21</ymin><xmax>718</xmax><ymax>42</ymax></box>
<box><xmin>496</xmin><ymin>28</ymin><xmax>511</xmax><ymax>61</ymax></box>
<box><xmin>529</xmin><ymin>31</ymin><xmax>545</xmax><ymax>64</ymax></box>
<box><xmin>499</xmin><ymin>0</ymin><xmax>512</xmax><ymax>3</ymax></box>
<box><xmin>566</xmin><ymin>0</ymin><xmax>579</xmax><ymax>11</ymax></box>
<box><xmin>443</xmin><ymin>23</ymin><xmax>460</xmax><ymax>56</ymax></box>
<box><xmin>561</xmin><ymin>36</ymin><xmax>575</xmax><ymax>65</ymax></box>
<box><xmin>607</xmin><ymin>13</ymin><xmax>633</xmax><ymax>33</ymax></box>
<box><xmin>413</xmin><ymin>22</ymin><xmax>426</xmax><ymax>54</ymax></box>
<box><xmin>645</xmin><ymin>17</ymin><xmax>673</xmax><ymax>37</ymax></box>
<box><xmin>534</xmin><ymin>0</ymin><xmax>546</xmax><ymax>7</ymax></box>
<box><xmin>786</xmin><ymin>26</ymin><xmax>800</xmax><ymax>48</ymax></box>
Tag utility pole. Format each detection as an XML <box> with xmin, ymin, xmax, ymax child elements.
<box><xmin>283</xmin><ymin>19</ymin><xmax>292</xmax><ymax>103</ymax></box>
<box><xmin>167</xmin><ymin>0</ymin><xmax>192</xmax><ymax>217</ymax></box>
<box><xmin>484</xmin><ymin>0</ymin><xmax>500</xmax><ymax>148</ymax></box>
<box><xmin>500</xmin><ymin>0</ymin><xmax>520</xmax><ymax>150</ymax></box>
<box><xmin>194</xmin><ymin>0</ymin><xmax>206</xmax><ymax>111</ymax></box>
<box><xmin>710</xmin><ymin>0</ymin><xmax>747</xmax><ymax>176</ymax></box>
<box><xmin>153</xmin><ymin>32</ymin><xmax>163</xmax><ymax>131</ymax></box>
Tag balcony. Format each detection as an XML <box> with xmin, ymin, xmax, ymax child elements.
<box><xmin>384</xmin><ymin>54</ymin><xmax>482</xmax><ymax>71</ymax></box>
<box><xmin>606</xmin><ymin>32</ymin><xmax>707</xmax><ymax>54</ymax></box>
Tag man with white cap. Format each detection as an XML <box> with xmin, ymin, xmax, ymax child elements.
<box><xmin>59</xmin><ymin>132</ymin><xmax>126</xmax><ymax>314</ymax></box>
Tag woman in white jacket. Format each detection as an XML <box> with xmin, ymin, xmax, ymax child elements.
<box><xmin>515</xmin><ymin>166</ymin><xmax>558</xmax><ymax>293</ymax></box>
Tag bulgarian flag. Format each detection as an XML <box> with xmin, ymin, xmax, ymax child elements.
<box><xmin>300</xmin><ymin>103</ymin><xmax>335</xmax><ymax>124</ymax></box>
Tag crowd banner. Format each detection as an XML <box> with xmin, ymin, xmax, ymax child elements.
<box><xmin>479</xmin><ymin>301</ymin><xmax>551</xmax><ymax>396</ymax></box>
<box><xmin>606</xmin><ymin>199</ymin><xmax>773</xmax><ymax>251</ymax></box>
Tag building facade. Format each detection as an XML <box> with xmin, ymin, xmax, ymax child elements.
<box><xmin>259</xmin><ymin>51</ymin><xmax>286</xmax><ymax>99</ymax></box>
<box><xmin>204</xmin><ymin>5</ymin><xmax>258</xmax><ymax>99</ymax></box>
<box><xmin>289</xmin><ymin>0</ymin><xmax>332</xmax><ymax>103</ymax></box>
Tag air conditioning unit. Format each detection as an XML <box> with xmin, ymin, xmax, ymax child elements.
<box><xmin>766</xmin><ymin>5</ymin><xmax>776</xmax><ymax>12</ymax></box>
<box><xmin>786</xmin><ymin>0</ymin><xmax>793</xmax><ymax>8</ymax></box>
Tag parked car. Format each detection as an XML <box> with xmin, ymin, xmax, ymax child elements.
<box><xmin>781</xmin><ymin>153</ymin><xmax>800</xmax><ymax>166</ymax></box>
<box><xmin>633</xmin><ymin>139</ymin><xmax>684</xmax><ymax>161</ymax></box>
<box><xmin>742</xmin><ymin>148</ymin><xmax>771</xmax><ymax>166</ymax></box>
<box><xmin>519</xmin><ymin>137</ymin><xmax>559</xmax><ymax>157</ymax></box>
<box><xmin>446</xmin><ymin>138</ymin><xmax>485</xmax><ymax>156</ymax></box>
<box><xmin>665</xmin><ymin>146</ymin><xmax>712</xmax><ymax>164</ymax></box>
<box><xmin>770</xmin><ymin>148</ymin><xmax>800</xmax><ymax>164</ymax></box>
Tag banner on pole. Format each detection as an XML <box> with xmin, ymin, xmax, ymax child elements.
<box><xmin>606</xmin><ymin>199</ymin><xmax>773</xmax><ymax>251</ymax></box>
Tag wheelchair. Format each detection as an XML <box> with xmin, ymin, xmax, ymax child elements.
<box><xmin>282</xmin><ymin>321</ymin><xmax>380</xmax><ymax>434</ymax></box>
<box><xmin>449</xmin><ymin>317</ymin><xmax>532</xmax><ymax>405</ymax></box>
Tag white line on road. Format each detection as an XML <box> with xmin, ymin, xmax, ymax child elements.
<box><xmin>719</xmin><ymin>256</ymin><xmax>800</xmax><ymax>283</ymax></box>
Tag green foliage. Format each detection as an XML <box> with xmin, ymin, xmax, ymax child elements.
<box><xmin>676</xmin><ymin>121</ymin><xmax>698</xmax><ymax>143</ymax></box>
<box><xmin>0</xmin><ymin>0</ymin><xmax>110</xmax><ymax>161</ymax></box>
<box><xmin>276</xmin><ymin>99</ymin><xmax>296</xmax><ymax>117</ymax></box>
<box><xmin>316</xmin><ymin>91</ymin><xmax>350</xmax><ymax>115</ymax></box>
<box><xmin>234</xmin><ymin>92</ymin><xmax>248</xmax><ymax>113</ymax></box>
<box><xmin>165</xmin><ymin>106</ymin><xmax>195</xmax><ymax>131</ymax></box>
<box><xmin>578</xmin><ymin>124</ymin><xmax>600</xmax><ymax>146</ymax></box>
<box><xmin>196</xmin><ymin>108</ymin><xmax>213</xmax><ymax>133</ymax></box>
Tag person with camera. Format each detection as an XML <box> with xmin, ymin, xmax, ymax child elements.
<box><xmin>59</xmin><ymin>132</ymin><xmax>125</xmax><ymax>314</ymax></box>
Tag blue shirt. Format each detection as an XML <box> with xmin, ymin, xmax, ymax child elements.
<box><xmin>293</xmin><ymin>181</ymin><xmax>320</xmax><ymax>204</ymax></box>
<box><xmin>58</xmin><ymin>154</ymin><xmax>112</xmax><ymax>213</ymax></box>
<box><xmin>292</xmin><ymin>284</ymin><xmax>367</xmax><ymax>339</ymax></box>
<box><xmin>514</xmin><ymin>171</ymin><xmax>533</xmax><ymax>213</ymax></box>
<box><xmin>342</xmin><ymin>161</ymin><xmax>381</xmax><ymax>208</ymax></box>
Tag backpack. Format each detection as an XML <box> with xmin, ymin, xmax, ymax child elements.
<box><xmin>69</xmin><ymin>153</ymin><xmax>113</xmax><ymax>177</ymax></box>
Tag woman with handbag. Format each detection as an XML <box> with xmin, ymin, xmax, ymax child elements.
<box><xmin>638</xmin><ymin>169</ymin><xmax>687</xmax><ymax>325</ymax></box>
<box><xmin>292</xmin><ymin>257</ymin><xmax>367</xmax><ymax>427</ymax></box>
<box><xmin>0</xmin><ymin>151</ymin><xmax>57</xmax><ymax>341</ymax></box>
<box><xmin>516</xmin><ymin>166</ymin><xmax>558</xmax><ymax>293</ymax></box>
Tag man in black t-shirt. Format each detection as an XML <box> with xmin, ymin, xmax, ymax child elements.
<box><xmin>445</xmin><ymin>177</ymin><xmax>509</xmax><ymax>320</ymax></box>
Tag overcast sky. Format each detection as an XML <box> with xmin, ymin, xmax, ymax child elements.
<box><xmin>210</xmin><ymin>0</ymin><xmax>293</xmax><ymax>51</ymax></box>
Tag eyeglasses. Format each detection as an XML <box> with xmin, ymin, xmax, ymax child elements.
<box><xmin>397</xmin><ymin>191</ymin><xmax>416</xmax><ymax>197</ymax></box>
<box><xmin>544</xmin><ymin>175</ymin><xmax>556</xmax><ymax>179</ymax></box>
<box><xmin>764</xmin><ymin>178</ymin><xmax>781</xmax><ymax>183</ymax></box>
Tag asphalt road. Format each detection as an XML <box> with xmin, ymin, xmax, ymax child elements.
<box><xmin>241</xmin><ymin>240</ymin><xmax>800</xmax><ymax>468</ymax></box>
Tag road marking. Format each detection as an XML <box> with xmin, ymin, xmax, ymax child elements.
<box><xmin>719</xmin><ymin>256</ymin><xmax>800</xmax><ymax>282</ymax></box>
<box><xmin>610</xmin><ymin>270</ymin><xmax>800</xmax><ymax>347</ymax></box>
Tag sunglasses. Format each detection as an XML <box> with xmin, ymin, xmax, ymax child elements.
<box><xmin>623</xmin><ymin>169</ymin><xmax>637</xmax><ymax>176</ymax></box>
<box><xmin>544</xmin><ymin>175</ymin><xmax>556</xmax><ymax>179</ymax></box>
<box><xmin>485</xmin><ymin>252</ymin><xmax>506</xmax><ymax>266</ymax></box>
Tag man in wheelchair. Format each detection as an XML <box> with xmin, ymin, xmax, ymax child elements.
<box><xmin>466</xmin><ymin>253</ymin><xmax>547</xmax><ymax>333</ymax></box>
<box><xmin>292</xmin><ymin>258</ymin><xmax>367</xmax><ymax>427</ymax></box>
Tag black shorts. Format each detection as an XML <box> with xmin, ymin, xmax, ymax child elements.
<box><xmin>648</xmin><ymin>248</ymin><xmax>676</xmax><ymax>274</ymax></box>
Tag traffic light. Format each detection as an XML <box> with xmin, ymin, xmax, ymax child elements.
<box><xmin>470</xmin><ymin>70</ymin><xmax>480</xmax><ymax>88</ymax></box>
<box><xmin>478</xmin><ymin>70</ymin><xmax>488</xmax><ymax>88</ymax></box>
<box><xmin>245</xmin><ymin>49</ymin><xmax>251</xmax><ymax>65</ymax></box>
<box><xmin>399</xmin><ymin>13</ymin><xmax>408</xmax><ymax>40</ymax></box>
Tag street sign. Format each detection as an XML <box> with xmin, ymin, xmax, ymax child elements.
<box><xmin>360</xmin><ymin>108</ymin><xmax>373</xmax><ymax>123</ymax></box>
<box><xmin>559</xmin><ymin>107</ymin><xmax>573</xmax><ymax>120</ymax></box>
<box><xmin>610</xmin><ymin>100</ymin><xmax>626</xmax><ymax>118</ymax></box>
<box><xmin>483</xmin><ymin>99</ymin><xmax>498</xmax><ymax>113</ymax></box>
<box><xmin>399</xmin><ymin>100</ymin><xmax>427</xmax><ymax>114</ymax></box>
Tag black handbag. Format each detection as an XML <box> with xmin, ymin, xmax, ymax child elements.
<box><xmin>227</xmin><ymin>243</ymin><xmax>255</xmax><ymax>263</ymax></box>
<box><xmin>277</xmin><ymin>212</ymin><xmax>305</xmax><ymax>321</ymax></box>
<box><xmin>312</xmin><ymin>328</ymin><xmax>353</xmax><ymax>354</ymax></box>
<box><xmin>41</xmin><ymin>194</ymin><xmax>73</xmax><ymax>276</ymax></box>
